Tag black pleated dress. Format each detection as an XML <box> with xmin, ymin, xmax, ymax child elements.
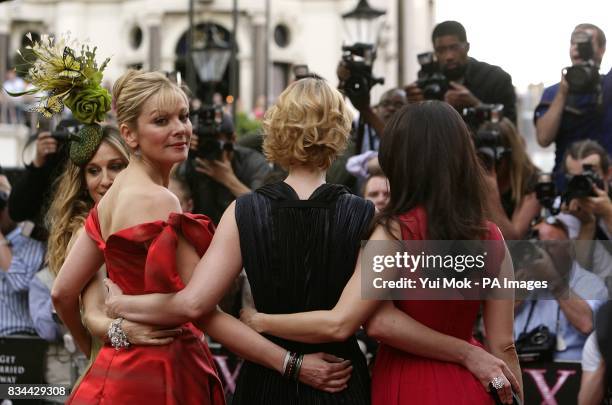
<box><xmin>232</xmin><ymin>181</ymin><xmax>374</xmax><ymax>405</ymax></box>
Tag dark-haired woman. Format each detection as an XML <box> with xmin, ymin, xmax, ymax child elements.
<box><xmin>240</xmin><ymin>101</ymin><xmax>523</xmax><ymax>404</ymax></box>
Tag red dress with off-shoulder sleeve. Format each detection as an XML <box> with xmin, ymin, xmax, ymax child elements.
<box><xmin>67</xmin><ymin>207</ymin><xmax>225</xmax><ymax>405</ymax></box>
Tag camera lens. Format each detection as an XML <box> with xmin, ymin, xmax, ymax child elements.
<box><xmin>531</xmin><ymin>332</ymin><xmax>548</xmax><ymax>345</ymax></box>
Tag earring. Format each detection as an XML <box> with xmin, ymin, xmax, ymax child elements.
<box><xmin>133</xmin><ymin>147</ymin><xmax>141</xmax><ymax>158</ymax></box>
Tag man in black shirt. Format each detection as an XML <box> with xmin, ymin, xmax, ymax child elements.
<box><xmin>406</xmin><ymin>20</ymin><xmax>517</xmax><ymax>123</ymax></box>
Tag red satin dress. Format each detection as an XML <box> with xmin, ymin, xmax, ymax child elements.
<box><xmin>67</xmin><ymin>207</ymin><xmax>225</xmax><ymax>405</ymax></box>
<box><xmin>371</xmin><ymin>207</ymin><xmax>503</xmax><ymax>405</ymax></box>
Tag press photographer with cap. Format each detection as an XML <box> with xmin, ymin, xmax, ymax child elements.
<box><xmin>405</xmin><ymin>20</ymin><xmax>517</xmax><ymax>123</ymax></box>
<box><xmin>534</xmin><ymin>23</ymin><xmax>612</xmax><ymax>189</ymax></box>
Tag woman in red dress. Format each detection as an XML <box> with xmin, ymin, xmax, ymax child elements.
<box><xmin>239</xmin><ymin>101</ymin><xmax>524</xmax><ymax>404</ymax></box>
<box><xmin>51</xmin><ymin>71</ymin><xmax>351</xmax><ymax>404</ymax></box>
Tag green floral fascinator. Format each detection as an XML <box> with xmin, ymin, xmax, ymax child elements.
<box><xmin>6</xmin><ymin>33</ymin><xmax>112</xmax><ymax>165</ymax></box>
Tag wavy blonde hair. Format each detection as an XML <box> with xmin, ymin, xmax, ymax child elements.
<box><xmin>263</xmin><ymin>78</ymin><xmax>353</xmax><ymax>170</ymax></box>
<box><xmin>46</xmin><ymin>127</ymin><xmax>129</xmax><ymax>275</ymax></box>
<box><xmin>112</xmin><ymin>70</ymin><xmax>188</xmax><ymax>130</ymax></box>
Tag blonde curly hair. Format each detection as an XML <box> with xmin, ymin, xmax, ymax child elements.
<box><xmin>46</xmin><ymin>127</ymin><xmax>129</xmax><ymax>275</ymax></box>
<box><xmin>263</xmin><ymin>78</ymin><xmax>353</xmax><ymax>170</ymax></box>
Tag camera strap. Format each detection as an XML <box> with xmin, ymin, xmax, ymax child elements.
<box><xmin>522</xmin><ymin>301</ymin><xmax>537</xmax><ymax>335</ymax></box>
<box><xmin>522</xmin><ymin>300</ymin><xmax>561</xmax><ymax>336</ymax></box>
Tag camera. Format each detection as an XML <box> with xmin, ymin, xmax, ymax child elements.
<box><xmin>515</xmin><ymin>324</ymin><xmax>556</xmax><ymax>363</ymax></box>
<box><xmin>416</xmin><ymin>52</ymin><xmax>449</xmax><ymax>100</ymax></box>
<box><xmin>191</xmin><ymin>106</ymin><xmax>234</xmax><ymax>161</ymax></box>
<box><xmin>462</xmin><ymin>104</ymin><xmax>503</xmax><ymax>131</ymax></box>
<box><xmin>534</xmin><ymin>173</ymin><xmax>561</xmax><ymax>214</ymax></box>
<box><xmin>564</xmin><ymin>163</ymin><xmax>605</xmax><ymax>202</ymax></box>
<box><xmin>463</xmin><ymin>104</ymin><xmax>508</xmax><ymax>170</ymax></box>
<box><xmin>51</xmin><ymin>118</ymin><xmax>82</xmax><ymax>142</ymax></box>
<box><xmin>563</xmin><ymin>31</ymin><xmax>600</xmax><ymax>94</ymax></box>
<box><xmin>338</xmin><ymin>43</ymin><xmax>384</xmax><ymax>101</ymax></box>
<box><xmin>508</xmin><ymin>229</ymin><xmax>541</xmax><ymax>270</ymax></box>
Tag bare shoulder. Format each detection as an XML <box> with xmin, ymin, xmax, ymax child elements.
<box><xmin>370</xmin><ymin>219</ymin><xmax>401</xmax><ymax>241</ymax></box>
<box><xmin>99</xmin><ymin>184</ymin><xmax>181</xmax><ymax>237</ymax></box>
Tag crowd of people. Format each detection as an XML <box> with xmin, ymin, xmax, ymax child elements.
<box><xmin>0</xmin><ymin>18</ymin><xmax>610</xmax><ymax>405</ymax></box>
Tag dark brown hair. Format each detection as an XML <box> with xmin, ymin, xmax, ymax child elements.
<box><xmin>564</xmin><ymin>139</ymin><xmax>610</xmax><ymax>173</ymax></box>
<box><xmin>376</xmin><ymin>101</ymin><xmax>489</xmax><ymax>240</ymax></box>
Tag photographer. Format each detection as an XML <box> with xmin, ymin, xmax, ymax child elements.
<box><xmin>513</xmin><ymin>219</ymin><xmax>607</xmax><ymax>361</ymax></box>
<box><xmin>477</xmin><ymin>118</ymin><xmax>541</xmax><ymax>240</ymax></box>
<box><xmin>336</xmin><ymin>45</ymin><xmax>388</xmax><ymax>148</ymax></box>
<box><xmin>8</xmin><ymin>122</ymin><xmax>73</xmax><ymax>241</ymax></box>
<box><xmin>187</xmin><ymin>112</ymin><xmax>271</xmax><ymax>224</ymax></box>
<box><xmin>560</xmin><ymin>140</ymin><xmax>612</xmax><ymax>290</ymax></box>
<box><xmin>0</xmin><ymin>173</ymin><xmax>46</xmax><ymax>336</ymax></box>
<box><xmin>405</xmin><ymin>20</ymin><xmax>517</xmax><ymax>123</ymax></box>
<box><xmin>535</xmin><ymin>24</ymin><xmax>612</xmax><ymax>189</ymax></box>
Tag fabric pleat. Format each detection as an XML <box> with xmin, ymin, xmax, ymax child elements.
<box><xmin>233</xmin><ymin>182</ymin><xmax>374</xmax><ymax>405</ymax></box>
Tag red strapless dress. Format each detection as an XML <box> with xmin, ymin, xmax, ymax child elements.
<box><xmin>67</xmin><ymin>207</ymin><xmax>225</xmax><ymax>405</ymax></box>
<box><xmin>371</xmin><ymin>207</ymin><xmax>503</xmax><ymax>405</ymax></box>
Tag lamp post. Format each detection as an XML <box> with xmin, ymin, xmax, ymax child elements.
<box><xmin>190</xmin><ymin>24</ymin><xmax>232</xmax><ymax>104</ymax></box>
<box><xmin>341</xmin><ymin>0</ymin><xmax>385</xmax><ymax>45</ymax></box>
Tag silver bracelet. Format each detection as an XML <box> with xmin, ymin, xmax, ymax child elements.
<box><xmin>282</xmin><ymin>351</ymin><xmax>291</xmax><ymax>374</ymax></box>
<box><xmin>107</xmin><ymin>317</ymin><xmax>130</xmax><ymax>350</ymax></box>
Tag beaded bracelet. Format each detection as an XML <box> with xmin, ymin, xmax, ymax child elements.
<box><xmin>292</xmin><ymin>354</ymin><xmax>304</xmax><ymax>381</ymax></box>
<box><xmin>283</xmin><ymin>351</ymin><xmax>298</xmax><ymax>379</ymax></box>
<box><xmin>107</xmin><ymin>317</ymin><xmax>130</xmax><ymax>350</ymax></box>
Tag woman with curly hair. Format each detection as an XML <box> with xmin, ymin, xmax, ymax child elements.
<box><xmin>103</xmin><ymin>77</ymin><xmax>372</xmax><ymax>404</ymax></box>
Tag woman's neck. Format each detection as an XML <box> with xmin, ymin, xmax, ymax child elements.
<box><xmin>130</xmin><ymin>157</ymin><xmax>173</xmax><ymax>187</ymax></box>
<box><xmin>284</xmin><ymin>166</ymin><xmax>326</xmax><ymax>200</ymax></box>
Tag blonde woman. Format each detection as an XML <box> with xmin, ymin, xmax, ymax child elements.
<box><xmin>52</xmin><ymin>72</ymin><xmax>351</xmax><ymax>404</ymax></box>
<box><xmin>46</xmin><ymin>126</ymin><xmax>184</xmax><ymax>367</ymax></box>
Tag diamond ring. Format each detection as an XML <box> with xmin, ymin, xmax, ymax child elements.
<box><xmin>491</xmin><ymin>376</ymin><xmax>505</xmax><ymax>390</ymax></box>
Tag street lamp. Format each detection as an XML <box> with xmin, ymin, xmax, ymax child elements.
<box><xmin>191</xmin><ymin>25</ymin><xmax>231</xmax><ymax>84</ymax></box>
<box><xmin>341</xmin><ymin>0</ymin><xmax>385</xmax><ymax>45</ymax></box>
<box><xmin>190</xmin><ymin>24</ymin><xmax>232</xmax><ymax>103</ymax></box>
